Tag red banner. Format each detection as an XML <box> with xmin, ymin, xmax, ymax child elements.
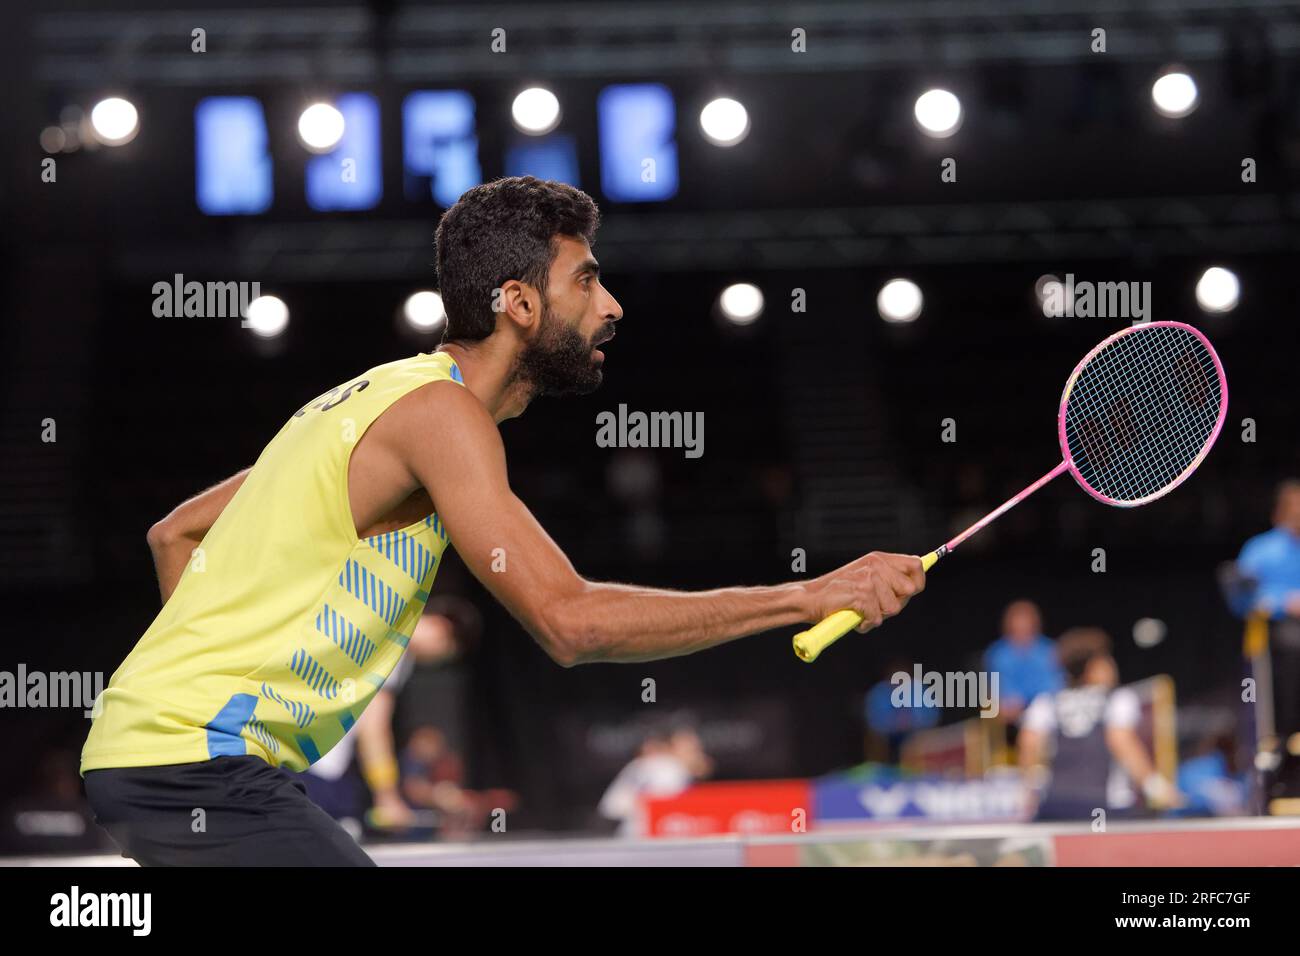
<box><xmin>642</xmin><ymin>780</ymin><xmax>812</xmax><ymax>838</ymax></box>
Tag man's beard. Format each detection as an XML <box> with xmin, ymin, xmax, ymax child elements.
<box><xmin>514</xmin><ymin>302</ymin><xmax>607</xmax><ymax>398</ymax></box>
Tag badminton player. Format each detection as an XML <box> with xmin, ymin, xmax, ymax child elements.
<box><xmin>1018</xmin><ymin>627</ymin><xmax>1179</xmax><ymax>820</ymax></box>
<box><xmin>81</xmin><ymin>176</ymin><xmax>925</xmax><ymax>865</ymax></box>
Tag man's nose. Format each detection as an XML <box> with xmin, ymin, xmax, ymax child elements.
<box><xmin>602</xmin><ymin>288</ymin><xmax>624</xmax><ymax>322</ymax></box>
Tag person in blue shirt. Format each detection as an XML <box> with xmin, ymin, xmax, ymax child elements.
<box><xmin>1235</xmin><ymin>479</ymin><xmax>1300</xmax><ymax>619</ymax></box>
<box><xmin>1234</xmin><ymin>479</ymin><xmax>1300</xmax><ymax>780</ymax></box>
<box><xmin>1172</xmin><ymin>731</ymin><xmax>1248</xmax><ymax>818</ymax></box>
<box><xmin>983</xmin><ymin>600</ymin><xmax>1063</xmax><ymax>724</ymax></box>
<box><xmin>863</xmin><ymin>657</ymin><xmax>942</xmax><ymax>763</ymax></box>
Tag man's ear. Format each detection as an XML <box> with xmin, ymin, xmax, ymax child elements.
<box><xmin>497</xmin><ymin>279</ymin><xmax>542</xmax><ymax>334</ymax></box>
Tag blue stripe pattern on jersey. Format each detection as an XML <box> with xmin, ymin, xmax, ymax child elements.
<box><xmin>364</xmin><ymin>530</ymin><xmax>435</xmax><ymax>582</ymax></box>
<box><xmin>290</xmin><ymin>649</ymin><xmax>340</xmax><ymax>700</ymax></box>
<box><xmin>246</xmin><ymin>716</ymin><xmax>280</xmax><ymax>755</ymax></box>
<box><xmin>260</xmin><ymin>682</ymin><xmax>316</xmax><ymax>729</ymax></box>
<box><xmin>338</xmin><ymin>560</ymin><xmax>409</xmax><ymax>626</ymax></box>
<box><xmin>423</xmin><ymin>513</ymin><xmax>449</xmax><ymax>543</ymax></box>
<box><xmin>315</xmin><ymin>603</ymin><xmax>377</xmax><ymax>666</ymax></box>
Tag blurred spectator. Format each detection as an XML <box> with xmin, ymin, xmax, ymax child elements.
<box><xmin>1234</xmin><ymin>479</ymin><xmax>1300</xmax><ymax>619</ymax></box>
<box><xmin>302</xmin><ymin>595</ymin><xmax>482</xmax><ymax>835</ymax></box>
<box><xmin>597</xmin><ymin>724</ymin><xmax>713</xmax><ymax>836</ymax></box>
<box><xmin>1173</xmin><ymin>731</ymin><xmax>1249</xmax><ymax>817</ymax></box>
<box><xmin>983</xmin><ymin>600</ymin><xmax>1063</xmax><ymax>724</ymax></box>
<box><xmin>864</xmin><ymin>657</ymin><xmax>941</xmax><ymax>763</ymax></box>
<box><xmin>1018</xmin><ymin>627</ymin><xmax>1181</xmax><ymax>821</ymax></box>
<box><xmin>398</xmin><ymin>725</ymin><xmax>518</xmax><ymax>839</ymax></box>
<box><xmin>1233</xmin><ymin>479</ymin><xmax>1300</xmax><ymax>755</ymax></box>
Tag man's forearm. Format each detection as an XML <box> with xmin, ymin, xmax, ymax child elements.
<box><xmin>547</xmin><ymin>580</ymin><xmax>810</xmax><ymax>665</ymax></box>
<box><xmin>147</xmin><ymin>467</ymin><xmax>251</xmax><ymax>603</ymax></box>
<box><xmin>355</xmin><ymin>694</ymin><xmax>402</xmax><ymax>799</ymax></box>
<box><xmin>149</xmin><ymin>534</ymin><xmax>202</xmax><ymax>604</ymax></box>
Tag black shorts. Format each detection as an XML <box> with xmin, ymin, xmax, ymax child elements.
<box><xmin>83</xmin><ymin>755</ymin><xmax>375</xmax><ymax>866</ymax></box>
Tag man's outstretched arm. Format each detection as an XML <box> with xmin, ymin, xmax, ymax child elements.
<box><xmin>400</xmin><ymin>383</ymin><xmax>924</xmax><ymax>667</ymax></box>
<box><xmin>146</xmin><ymin>468</ymin><xmax>251</xmax><ymax>602</ymax></box>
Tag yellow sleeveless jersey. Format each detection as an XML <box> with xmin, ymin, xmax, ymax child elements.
<box><xmin>81</xmin><ymin>350</ymin><xmax>465</xmax><ymax>775</ymax></box>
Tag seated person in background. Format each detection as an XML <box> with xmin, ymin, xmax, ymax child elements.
<box><xmin>1173</xmin><ymin>730</ymin><xmax>1249</xmax><ymax>818</ymax></box>
<box><xmin>597</xmin><ymin>723</ymin><xmax>713</xmax><ymax>837</ymax></box>
<box><xmin>399</xmin><ymin>726</ymin><xmax>519</xmax><ymax>839</ymax></box>
<box><xmin>1018</xmin><ymin>627</ymin><xmax>1180</xmax><ymax>821</ymax></box>
<box><xmin>983</xmin><ymin>599</ymin><xmax>1063</xmax><ymax>726</ymax></box>
<box><xmin>864</xmin><ymin>657</ymin><xmax>941</xmax><ymax>764</ymax></box>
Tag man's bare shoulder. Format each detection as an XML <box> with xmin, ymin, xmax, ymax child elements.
<box><xmin>379</xmin><ymin>376</ymin><xmax>502</xmax><ymax>458</ymax></box>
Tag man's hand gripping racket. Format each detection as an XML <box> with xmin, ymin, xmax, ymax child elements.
<box><xmin>794</xmin><ymin>320</ymin><xmax>1228</xmax><ymax>663</ymax></box>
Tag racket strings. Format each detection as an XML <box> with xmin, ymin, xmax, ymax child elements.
<box><xmin>1089</xmin><ymin>342</ymin><xmax>1211</xmax><ymax>477</ymax></box>
<box><xmin>1075</xmin><ymin>338</ymin><xmax>1216</xmax><ymax>498</ymax></box>
<box><xmin>1064</xmin><ymin>324</ymin><xmax>1222</xmax><ymax>503</ymax></box>
<box><xmin>1069</xmin><ymin>328</ymin><xmax>1218</xmax><ymax>499</ymax></box>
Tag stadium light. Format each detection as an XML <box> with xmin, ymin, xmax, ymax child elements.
<box><xmin>913</xmin><ymin>89</ymin><xmax>962</xmax><ymax>138</ymax></box>
<box><xmin>1151</xmin><ymin>71</ymin><xmax>1198</xmax><ymax>118</ymax></box>
<box><xmin>243</xmin><ymin>295</ymin><xmax>289</xmax><ymax>338</ymax></box>
<box><xmin>877</xmin><ymin>278</ymin><xmax>923</xmax><ymax>323</ymax></box>
<box><xmin>1196</xmin><ymin>266</ymin><xmax>1239</xmax><ymax>313</ymax></box>
<box><xmin>512</xmin><ymin>87</ymin><xmax>561</xmax><ymax>135</ymax></box>
<box><xmin>403</xmin><ymin>291</ymin><xmax>446</xmax><ymax>332</ymax></box>
<box><xmin>297</xmin><ymin>102</ymin><xmax>345</xmax><ymax>152</ymax></box>
<box><xmin>718</xmin><ymin>283</ymin><xmax>763</xmax><ymax>324</ymax></box>
<box><xmin>700</xmin><ymin>97</ymin><xmax>749</xmax><ymax>147</ymax></box>
<box><xmin>90</xmin><ymin>97</ymin><xmax>139</xmax><ymax>146</ymax></box>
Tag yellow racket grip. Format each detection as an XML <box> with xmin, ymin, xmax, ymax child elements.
<box><xmin>792</xmin><ymin>550</ymin><xmax>942</xmax><ymax>663</ymax></box>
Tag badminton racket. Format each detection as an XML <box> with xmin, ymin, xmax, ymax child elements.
<box><xmin>794</xmin><ymin>320</ymin><xmax>1228</xmax><ymax>662</ymax></box>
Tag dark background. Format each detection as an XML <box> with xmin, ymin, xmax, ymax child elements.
<box><xmin>2</xmin><ymin>0</ymin><xmax>1298</xmax><ymax>831</ymax></box>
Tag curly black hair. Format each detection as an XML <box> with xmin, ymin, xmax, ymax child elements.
<box><xmin>434</xmin><ymin>176</ymin><xmax>601</xmax><ymax>343</ymax></box>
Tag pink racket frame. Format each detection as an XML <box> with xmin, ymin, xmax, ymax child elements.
<box><xmin>936</xmin><ymin>320</ymin><xmax>1228</xmax><ymax>558</ymax></box>
<box><xmin>1057</xmin><ymin>319</ymin><xmax>1229</xmax><ymax>507</ymax></box>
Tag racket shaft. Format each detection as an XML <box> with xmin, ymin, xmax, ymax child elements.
<box><xmin>792</xmin><ymin>460</ymin><xmax>1069</xmax><ymax>662</ymax></box>
<box><xmin>943</xmin><ymin>460</ymin><xmax>1070</xmax><ymax>553</ymax></box>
